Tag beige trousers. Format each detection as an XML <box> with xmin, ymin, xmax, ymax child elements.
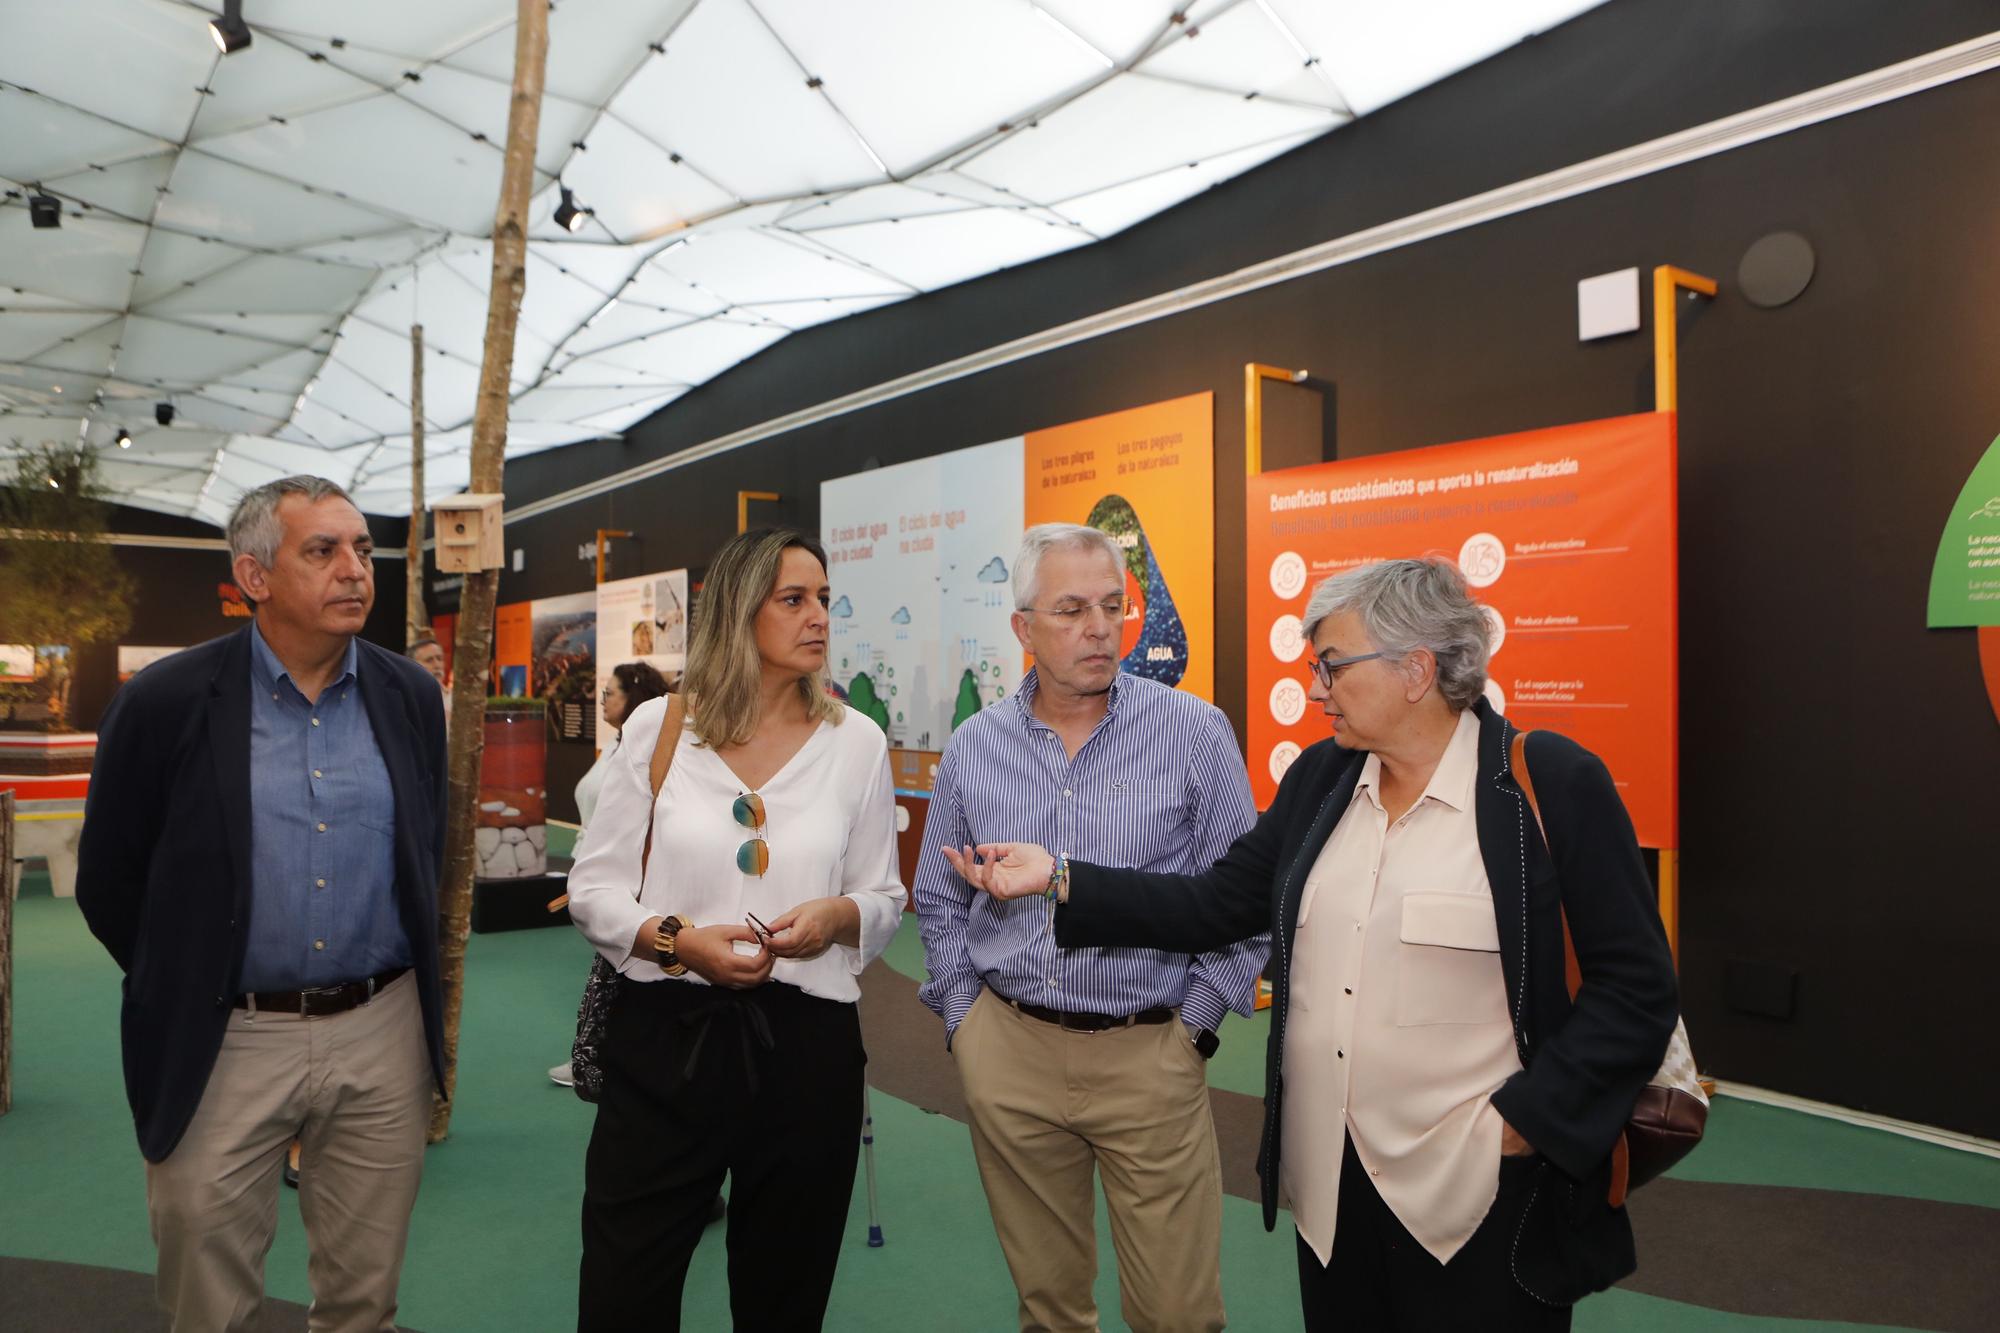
<box><xmin>953</xmin><ymin>989</ymin><xmax>1227</xmax><ymax>1333</ymax></box>
<box><xmin>145</xmin><ymin>971</ymin><xmax>432</xmax><ymax>1333</ymax></box>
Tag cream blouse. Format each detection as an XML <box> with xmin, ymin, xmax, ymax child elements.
<box><xmin>566</xmin><ymin>696</ymin><xmax>906</xmax><ymax>1004</ymax></box>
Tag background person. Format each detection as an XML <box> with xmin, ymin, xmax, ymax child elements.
<box><xmin>914</xmin><ymin>522</ymin><xmax>1265</xmax><ymax>1333</ymax></box>
<box><xmin>945</xmin><ymin>557</ymin><xmax>1680</xmax><ymax>1330</ymax></box>
<box><xmin>565</xmin><ymin>528</ymin><xmax>905</xmax><ymax>1332</ymax></box>
<box><xmin>76</xmin><ymin>475</ymin><xmax>448</xmax><ymax>1332</ymax></box>
<box><xmin>549</xmin><ymin>660</ymin><xmax>670</xmax><ymax>1088</ymax></box>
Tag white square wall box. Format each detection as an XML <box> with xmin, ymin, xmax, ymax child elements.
<box><xmin>1577</xmin><ymin>268</ymin><xmax>1641</xmax><ymax>341</ymax></box>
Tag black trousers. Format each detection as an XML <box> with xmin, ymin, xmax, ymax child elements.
<box><xmin>1295</xmin><ymin>1137</ymin><xmax>1574</xmax><ymax>1332</ymax></box>
<box><xmin>578</xmin><ymin>977</ymin><xmax>866</xmax><ymax>1333</ymax></box>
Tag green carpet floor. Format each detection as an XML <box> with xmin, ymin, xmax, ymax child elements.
<box><xmin>3</xmin><ymin>894</ymin><xmax>1994</xmax><ymax>1330</ymax></box>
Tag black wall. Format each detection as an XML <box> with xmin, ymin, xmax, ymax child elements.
<box><xmin>450</xmin><ymin>0</ymin><xmax>1999</xmax><ymax>1135</ymax></box>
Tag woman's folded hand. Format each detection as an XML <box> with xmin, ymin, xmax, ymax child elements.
<box><xmin>676</xmin><ymin>923</ymin><xmax>773</xmax><ymax>989</ymax></box>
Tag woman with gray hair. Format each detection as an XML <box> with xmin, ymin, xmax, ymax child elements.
<box><xmin>943</xmin><ymin>556</ymin><xmax>1679</xmax><ymax>1329</ymax></box>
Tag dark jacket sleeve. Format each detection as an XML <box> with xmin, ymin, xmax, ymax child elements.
<box><xmin>1490</xmin><ymin>733</ymin><xmax>1680</xmax><ymax>1179</ymax></box>
<box><xmin>74</xmin><ymin>682</ymin><xmax>164</xmax><ymax>973</ymax></box>
<box><xmin>1056</xmin><ymin>753</ymin><xmax>1305</xmax><ymax>953</ymax></box>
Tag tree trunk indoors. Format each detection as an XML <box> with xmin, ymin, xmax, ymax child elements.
<box><xmin>406</xmin><ymin>322</ymin><xmax>427</xmax><ymax>646</ymax></box>
<box><xmin>430</xmin><ymin>0</ymin><xmax>548</xmax><ymax>1144</ymax></box>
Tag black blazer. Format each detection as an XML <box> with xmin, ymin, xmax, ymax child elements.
<box><xmin>1058</xmin><ymin>700</ymin><xmax>1678</xmax><ymax>1302</ymax></box>
<box><xmin>76</xmin><ymin>626</ymin><xmax>449</xmax><ymax>1163</ymax></box>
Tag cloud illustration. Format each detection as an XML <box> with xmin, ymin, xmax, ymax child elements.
<box><xmin>975</xmin><ymin>556</ymin><xmax>1008</xmax><ymax>583</ymax></box>
<box><xmin>830</xmin><ymin>595</ymin><xmax>853</xmax><ymax>617</ymax></box>
<box><xmin>890</xmin><ymin>606</ymin><xmax>911</xmax><ymax>625</ymax></box>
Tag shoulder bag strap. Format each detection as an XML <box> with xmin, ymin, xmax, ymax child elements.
<box><xmin>1514</xmin><ymin>725</ymin><xmax>1634</xmax><ymax>1206</ymax></box>
<box><xmin>547</xmin><ymin>691</ymin><xmax>688</xmax><ymax>915</ymax></box>
<box><xmin>1510</xmin><ymin>727</ymin><xmax>1582</xmax><ymax>1001</ymax></box>
<box><xmin>639</xmin><ymin>692</ymin><xmax>688</xmax><ymax>880</ymax></box>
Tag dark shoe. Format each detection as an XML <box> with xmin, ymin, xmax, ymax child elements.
<box><xmin>283</xmin><ymin>1140</ymin><xmax>301</xmax><ymax>1190</ymax></box>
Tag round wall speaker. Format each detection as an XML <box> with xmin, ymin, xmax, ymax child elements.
<box><xmin>1738</xmin><ymin>231</ymin><xmax>1815</xmax><ymax>308</ymax></box>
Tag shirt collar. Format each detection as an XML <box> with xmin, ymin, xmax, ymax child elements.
<box><xmin>249</xmin><ymin>620</ymin><xmax>358</xmax><ymax>697</ymax></box>
<box><xmin>1012</xmin><ymin>666</ymin><xmax>1126</xmax><ymax>729</ymax></box>
<box><xmin>1351</xmin><ymin>707</ymin><xmax>1481</xmax><ymax>814</ymax></box>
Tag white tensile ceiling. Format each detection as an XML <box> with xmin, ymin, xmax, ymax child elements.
<box><xmin>0</xmin><ymin>0</ymin><xmax>1604</xmax><ymax>523</ymax></box>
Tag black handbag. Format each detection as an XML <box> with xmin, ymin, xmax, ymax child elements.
<box><xmin>569</xmin><ymin>693</ymin><xmax>687</xmax><ymax>1103</ymax></box>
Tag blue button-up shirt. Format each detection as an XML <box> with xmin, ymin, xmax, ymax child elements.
<box><xmin>241</xmin><ymin>623</ymin><xmax>409</xmax><ymax>992</ymax></box>
<box><xmin>915</xmin><ymin>669</ymin><xmax>1268</xmax><ymax>1038</ymax></box>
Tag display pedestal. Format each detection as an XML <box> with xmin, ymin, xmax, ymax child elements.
<box><xmin>472</xmin><ymin>871</ymin><xmax>569</xmax><ymax>934</ymax></box>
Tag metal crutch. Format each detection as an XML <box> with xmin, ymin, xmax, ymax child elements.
<box><xmin>862</xmin><ymin>1080</ymin><xmax>884</xmax><ymax>1246</ymax></box>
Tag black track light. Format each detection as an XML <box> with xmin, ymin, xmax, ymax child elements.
<box><xmin>116</xmin><ymin>427</ymin><xmax>132</xmax><ymax>448</ymax></box>
<box><xmin>554</xmin><ymin>184</ymin><xmax>590</xmax><ymax>234</ymax></box>
<box><xmin>209</xmin><ymin>0</ymin><xmax>252</xmax><ymax>54</ymax></box>
<box><xmin>156</xmin><ymin>402</ymin><xmax>175</xmax><ymax>426</ymax></box>
<box><xmin>29</xmin><ymin>191</ymin><xmax>60</xmax><ymax>228</ymax></box>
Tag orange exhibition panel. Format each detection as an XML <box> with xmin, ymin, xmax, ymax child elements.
<box><xmin>1245</xmin><ymin>413</ymin><xmax>1677</xmax><ymax>848</ymax></box>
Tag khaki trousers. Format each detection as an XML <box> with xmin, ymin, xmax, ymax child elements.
<box><xmin>953</xmin><ymin>989</ymin><xmax>1226</xmax><ymax>1333</ymax></box>
<box><xmin>145</xmin><ymin>971</ymin><xmax>432</xmax><ymax>1333</ymax></box>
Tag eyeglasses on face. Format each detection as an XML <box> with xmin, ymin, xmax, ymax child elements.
<box><xmin>1021</xmin><ymin>596</ymin><xmax>1128</xmax><ymax>628</ymax></box>
<box><xmin>1307</xmin><ymin>650</ymin><xmax>1388</xmax><ymax>689</ymax></box>
<box><xmin>733</xmin><ymin>791</ymin><xmax>770</xmax><ymax>876</ymax></box>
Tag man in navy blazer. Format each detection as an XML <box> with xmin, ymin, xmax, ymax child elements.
<box><xmin>77</xmin><ymin>475</ymin><xmax>447</xmax><ymax>1332</ymax></box>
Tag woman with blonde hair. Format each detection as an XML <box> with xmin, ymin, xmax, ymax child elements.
<box><xmin>567</xmin><ymin>528</ymin><xmax>905</xmax><ymax>1331</ymax></box>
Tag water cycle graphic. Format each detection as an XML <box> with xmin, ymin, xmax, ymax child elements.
<box><xmin>1087</xmin><ymin>493</ymin><xmax>1187</xmax><ymax>688</ymax></box>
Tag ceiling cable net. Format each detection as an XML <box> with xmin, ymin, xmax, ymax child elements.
<box><xmin>0</xmin><ymin>0</ymin><xmax>1601</xmax><ymax>521</ymax></box>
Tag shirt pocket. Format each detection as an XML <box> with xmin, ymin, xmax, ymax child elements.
<box><xmin>1076</xmin><ymin>779</ymin><xmax>1186</xmax><ymax>867</ymax></box>
<box><xmin>1393</xmin><ymin>891</ymin><xmax>1510</xmax><ymax>1027</ymax></box>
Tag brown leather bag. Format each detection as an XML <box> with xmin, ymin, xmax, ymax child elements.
<box><xmin>1511</xmin><ymin>728</ymin><xmax>1707</xmax><ymax>1207</ymax></box>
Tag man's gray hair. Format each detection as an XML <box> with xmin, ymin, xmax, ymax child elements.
<box><xmin>1301</xmin><ymin>557</ymin><xmax>1493</xmax><ymax>710</ymax></box>
<box><xmin>226</xmin><ymin>475</ymin><xmax>355</xmax><ymax>569</ymax></box>
<box><xmin>1013</xmin><ymin>522</ymin><xmax>1122</xmax><ymax>610</ymax></box>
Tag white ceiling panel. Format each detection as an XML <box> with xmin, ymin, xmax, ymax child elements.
<box><xmin>755</xmin><ymin>0</ymin><xmax>1110</xmax><ymax>175</ymax></box>
<box><xmin>557</xmin><ymin>114</ymin><xmax>739</xmax><ymax>242</ymax></box>
<box><xmin>0</xmin><ymin>87</ymin><xmax>176</xmax><ymax>186</ymax></box>
<box><xmin>0</xmin><ymin>0</ymin><xmax>215</xmax><ymax>142</ymax></box>
<box><xmin>42</xmin><ymin>154</ymin><xmax>179</xmax><ymax>224</ymax></box>
<box><xmin>1267</xmin><ymin>0</ymin><xmax>1604</xmax><ymax>116</ymax></box>
<box><xmin>809</xmin><ymin>208</ymin><xmax>1093</xmax><ymax>292</ymax></box>
<box><xmin>197</xmin><ymin>95</ymin><xmax>509</xmax><ymax>233</ymax></box>
<box><xmin>156</xmin><ymin>151</ymin><xmax>401</xmax><ymax>250</ymax></box>
<box><xmin>614</xmin><ymin>0</ymin><xmax>882</xmax><ymax>201</ymax></box>
<box><xmin>1049</xmin><ymin>127</ymin><xmax>1324</xmax><ymax>237</ymax></box>
<box><xmin>959</xmin><ymin>72</ymin><xmax>1336</xmax><ymax>204</ymax></box>
<box><xmin>1</xmin><ymin>0</ymin><xmax>1600</xmax><ymax>516</ymax></box>
<box><xmin>649</xmin><ymin>230</ymin><xmax>911</xmax><ymax>306</ymax></box>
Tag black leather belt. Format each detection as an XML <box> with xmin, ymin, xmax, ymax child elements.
<box><xmin>234</xmin><ymin>966</ymin><xmax>408</xmax><ymax>1017</ymax></box>
<box><xmin>1004</xmin><ymin>997</ymin><xmax>1174</xmax><ymax>1032</ymax></box>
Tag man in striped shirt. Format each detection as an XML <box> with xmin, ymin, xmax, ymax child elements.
<box><xmin>916</xmin><ymin>523</ymin><xmax>1267</xmax><ymax>1333</ymax></box>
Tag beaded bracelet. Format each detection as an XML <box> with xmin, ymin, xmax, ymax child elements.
<box><xmin>1044</xmin><ymin>852</ymin><xmax>1069</xmax><ymax>903</ymax></box>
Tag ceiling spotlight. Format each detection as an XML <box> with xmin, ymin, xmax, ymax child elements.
<box><xmin>29</xmin><ymin>191</ymin><xmax>60</xmax><ymax>228</ymax></box>
<box><xmin>156</xmin><ymin>402</ymin><xmax>176</xmax><ymax>426</ymax></box>
<box><xmin>208</xmin><ymin>0</ymin><xmax>252</xmax><ymax>54</ymax></box>
<box><xmin>116</xmin><ymin>427</ymin><xmax>132</xmax><ymax>448</ymax></box>
<box><xmin>554</xmin><ymin>184</ymin><xmax>591</xmax><ymax>233</ymax></box>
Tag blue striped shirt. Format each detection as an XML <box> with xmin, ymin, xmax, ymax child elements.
<box><xmin>914</xmin><ymin>669</ymin><xmax>1268</xmax><ymax>1039</ymax></box>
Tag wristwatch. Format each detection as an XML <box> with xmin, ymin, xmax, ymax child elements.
<box><xmin>1191</xmin><ymin>1027</ymin><xmax>1220</xmax><ymax>1061</ymax></box>
<box><xmin>654</xmin><ymin>914</ymin><xmax>690</xmax><ymax>977</ymax></box>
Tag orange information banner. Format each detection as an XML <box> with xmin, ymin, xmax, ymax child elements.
<box><xmin>1024</xmin><ymin>392</ymin><xmax>1215</xmax><ymax>700</ymax></box>
<box><xmin>1245</xmin><ymin>413</ymin><xmax>1677</xmax><ymax>847</ymax></box>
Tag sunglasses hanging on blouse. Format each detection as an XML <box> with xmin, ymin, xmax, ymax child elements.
<box><xmin>732</xmin><ymin>791</ymin><xmax>770</xmax><ymax>876</ymax></box>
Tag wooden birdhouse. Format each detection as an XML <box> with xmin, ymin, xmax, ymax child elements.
<box><xmin>431</xmin><ymin>492</ymin><xmax>505</xmax><ymax>572</ymax></box>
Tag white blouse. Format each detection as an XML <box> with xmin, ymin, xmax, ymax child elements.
<box><xmin>566</xmin><ymin>695</ymin><xmax>906</xmax><ymax>1004</ymax></box>
<box><xmin>572</xmin><ymin>733</ymin><xmax>619</xmax><ymax>830</ymax></box>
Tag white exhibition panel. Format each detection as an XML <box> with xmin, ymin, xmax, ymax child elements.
<box><xmin>0</xmin><ymin>0</ymin><xmax>1603</xmax><ymax>522</ymax></box>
